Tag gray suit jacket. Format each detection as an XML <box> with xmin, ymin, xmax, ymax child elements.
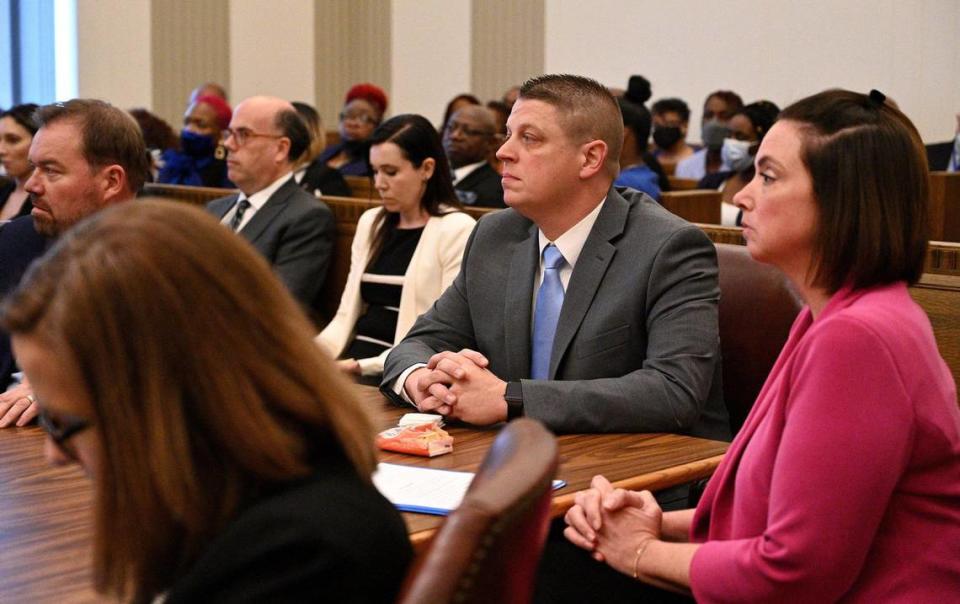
<box><xmin>382</xmin><ymin>187</ymin><xmax>728</xmax><ymax>440</ymax></box>
<box><xmin>207</xmin><ymin>177</ymin><xmax>335</xmax><ymax>312</ymax></box>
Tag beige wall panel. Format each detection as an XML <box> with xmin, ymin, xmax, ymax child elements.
<box><xmin>77</xmin><ymin>0</ymin><xmax>153</xmax><ymax>109</ymax></box>
<box><xmin>315</xmin><ymin>0</ymin><xmax>391</xmax><ymax>130</ymax></box>
<box><xmin>471</xmin><ymin>0</ymin><xmax>545</xmax><ymax>104</ymax></box>
<box><xmin>151</xmin><ymin>0</ymin><xmax>230</xmax><ymax>128</ymax></box>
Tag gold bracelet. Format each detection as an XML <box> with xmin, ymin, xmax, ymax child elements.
<box><xmin>633</xmin><ymin>539</ymin><xmax>653</xmax><ymax>580</ymax></box>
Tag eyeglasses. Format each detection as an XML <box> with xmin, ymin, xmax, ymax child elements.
<box><xmin>38</xmin><ymin>407</ymin><xmax>91</xmax><ymax>459</ymax></box>
<box><xmin>445</xmin><ymin>121</ymin><xmax>493</xmax><ymax>138</ymax></box>
<box><xmin>221</xmin><ymin>127</ymin><xmax>284</xmax><ymax>146</ymax></box>
<box><xmin>339</xmin><ymin>112</ymin><xmax>378</xmax><ymax>125</ymax></box>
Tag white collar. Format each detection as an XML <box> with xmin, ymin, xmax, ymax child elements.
<box><xmin>240</xmin><ymin>171</ymin><xmax>294</xmax><ymax>210</ymax></box>
<box><xmin>537</xmin><ymin>196</ymin><xmax>606</xmax><ymax>268</ymax></box>
<box><xmin>453</xmin><ymin>160</ymin><xmax>487</xmax><ymax>183</ymax></box>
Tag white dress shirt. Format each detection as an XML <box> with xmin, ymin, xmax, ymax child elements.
<box><xmin>452</xmin><ymin>160</ymin><xmax>486</xmax><ymax>184</ymax></box>
<box><xmin>221</xmin><ymin>171</ymin><xmax>293</xmax><ymax>232</ymax></box>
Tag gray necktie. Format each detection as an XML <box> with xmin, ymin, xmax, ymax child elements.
<box><xmin>230</xmin><ymin>198</ymin><xmax>251</xmax><ymax>231</ymax></box>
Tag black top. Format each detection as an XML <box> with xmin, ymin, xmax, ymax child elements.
<box><xmin>0</xmin><ymin>216</ymin><xmax>49</xmax><ymax>388</ymax></box>
<box><xmin>0</xmin><ymin>179</ymin><xmax>32</xmax><ymax>220</ymax></box>
<box><xmin>299</xmin><ymin>158</ymin><xmax>352</xmax><ymax>198</ymax></box>
<box><xmin>344</xmin><ymin>226</ymin><xmax>423</xmax><ymax>361</ymax></box>
<box><xmin>164</xmin><ymin>454</ymin><xmax>412</xmax><ymax>603</ymax></box>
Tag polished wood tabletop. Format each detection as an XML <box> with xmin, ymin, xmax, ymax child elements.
<box><xmin>358</xmin><ymin>388</ymin><xmax>729</xmax><ymax>546</ymax></box>
<box><xmin>0</xmin><ymin>386</ymin><xmax>728</xmax><ymax>602</ymax></box>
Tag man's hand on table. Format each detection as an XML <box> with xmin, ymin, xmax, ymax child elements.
<box><xmin>403</xmin><ymin>349</ymin><xmax>508</xmax><ymax>425</ymax></box>
<box><xmin>0</xmin><ymin>379</ymin><xmax>38</xmax><ymax>428</ymax></box>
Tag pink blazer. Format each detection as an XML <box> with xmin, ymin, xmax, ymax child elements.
<box><xmin>690</xmin><ymin>282</ymin><xmax>960</xmax><ymax>603</ymax></box>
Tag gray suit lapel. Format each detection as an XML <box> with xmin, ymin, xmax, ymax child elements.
<box><xmin>209</xmin><ymin>196</ymin><xmax>237</xmax><ymax>220</ymax></box>
<box><xmin>239</xmin><ymin>178</ymin><xmax>297</xmax><ymax>243</ymax></box>
<box><xmin>504</xmin><ymin>223</ymin><xmax>539</xmax><ymax>379</ymax></box>
<box><xmin>549</xmin><ymin>189</ymin><xmax>629</xmax><ymax>378</ymax></box>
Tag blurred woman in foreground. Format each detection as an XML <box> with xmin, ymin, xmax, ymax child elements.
<box><xmin>561</xmin><ymin>89</ymin><xmax>960</xmax><ymax>602</ymax></box>
<box><xmin>1</xmin><ymin>201</ymin><xmax>412</xmax><ymax>603</ymax></box>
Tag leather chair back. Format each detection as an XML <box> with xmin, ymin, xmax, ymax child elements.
<box><xmin>716</xmin><ymin>243</ymin><xmax>803</xmax><ymax>434</ymax></box>
<box><xmin>398</xmin><ymin>418</ymin><xmax>559</xmax><ymax>604</ymax></box>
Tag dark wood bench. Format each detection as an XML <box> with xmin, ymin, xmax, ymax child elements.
<box><xmin>929</xmin><ymin>171</ymin><xmax>960</xmax><ymax>243</ymax></box>
<box><xmin>660</xmin><ymin>189</ymin><xmax>721</xmax><ymax>224</ymax></box>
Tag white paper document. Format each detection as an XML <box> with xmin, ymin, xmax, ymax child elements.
<box><xmin>373</xmin><ymin>462</ymin><xmax>566</xmax><ymax>516</ymax></box>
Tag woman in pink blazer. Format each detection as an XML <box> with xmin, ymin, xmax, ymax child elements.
<box><xmin>561</xmin><ymin>89</ymin><xmax>960</xmax><ymax>602</ymax></box>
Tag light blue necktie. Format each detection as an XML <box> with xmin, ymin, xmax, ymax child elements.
<box><xmin>531</xmin><ymin>245</ymin><xmax>566</xmax><ymax>379</ymax></box>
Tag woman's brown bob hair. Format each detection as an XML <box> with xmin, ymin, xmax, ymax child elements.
<box><xmin>778</xmin><ymin>89</ymin><xmax>929</xmax><ymax>293</ymax></box>
<box><xmin>0</xmin><ymin>201</ymin><xmax>376</xmax><ymax>603</ymax></box>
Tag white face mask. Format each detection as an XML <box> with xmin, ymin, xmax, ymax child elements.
<box><xmin>721</xmin><ymin>138</ymin><xmax>754</xmax><ymax>172</ymax></box>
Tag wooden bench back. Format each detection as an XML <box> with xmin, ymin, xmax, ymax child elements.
<box><xmin>142</xmin><ymin>182</ymin><xmax>236</xmax><ymax>205</ymax></box>
<box><xmin>928</xmin><ymin>171</ymin><xmax>960</xmax><ymax>243</ymax></box>
<box><xmin>660</xmin><ymin>189</ymin><xmax>721</xmax><ymax>224</ymax></box>
<box><xmin>344</xmin><ymin>175</ymin><xmax>375</xmax><ymax>199</ymax></box>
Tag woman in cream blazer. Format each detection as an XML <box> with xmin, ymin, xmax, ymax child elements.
<box><xmin>316</xmin><ymin>205</ymin><xmax>474</xmax><ymax>375</ymax></box>
<box><xmin>316</xmin><ymin>113</ymin><xmax>477</xmax><ymax>376</ymax></box>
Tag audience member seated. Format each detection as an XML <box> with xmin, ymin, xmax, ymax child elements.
<box><xmin>485</xmin><ymin>100</ymin><xmax>510</xmax><ymax>173</ymax></box>
<box><xmin>188</xmin><ymin>81</ymin><xmax>228</xmax><ymax>104</ymax></box>
<box><xmin>0</xmin><ymin>104</ymin><xmax>38</xmax><ymax>221</ymax></box>
<box><xmin>614</xmin><ymin>98</ymin><xmax>663</xmax><ymax>201</ymax></box>
<box><xmin>0</xmin><ymin>99</ymin><xmax>148</xmax><ymax>428</ymax></box>
<box><xmin>128</xmin><ymin>107</ymin><xmax>179</xmax><ymax>182</ymax></box>
<box><xmin>317</xmin><ymin>114</ymin><xmax>474</xmax><ymax>379</ymax></box>
<box><xmin>651</xmin><ymin>97</ymin><xmax>698</xmax><ymax>167</ymax></box>
<box><xmin>443</xmin><ymin>105</ymin><xmax>505</xmax><ymax>207</ymax></box>
<box><xmin>675</xmin><ymin>90</ymin><xmax>744</xmax><ymax>181</ymax></box>
<box><xmin>502</xmin><ymin>85</ymin><xmax>521</xmax><ymax>109</ymax></box>
<box><xmin>207</xmin><ymin>96</ymin><xmax>335</xmax><ymax>314</ymax></box>
<box><xmin>0</xmin><ymin>200</ymin><xmax>413</xmax><ymax>603</ymax></box>
<box><xmin>698</xmin><ymin>100</ymin><xmax>780</xmax><ymax>225</ymax></box>
<box><xmin>926</xmin><ymin>111</ymin><xmax>960</xmax><ymax>171</ymax></box>
<box><xmin>316</xmin><ymin>83</ymin><xmax>388</xmax><ymax>177</ymax></box>
<box><xmin>555</xmin><ymin>89</ymin><xmax>960</xmax><ymax>603</ymax></box>
<box><xmin>291</xmin><ymin>101</ymin><xmax>351</xmax><ymax>197</ymax></box>
<box><xmin>439</xmin><ymin>93</ymin><xmax>480</xmax><ymax>133</ymax></box>
<box><xmin>158</xmin><ymin>95</ymin><xmax>233</xmax><ymax>188</ymax></box>
<box><xmin>382</xmin><ymin>75</ymin><xmax>728</xmax><ymax>457</ymax></box>
<box><xmin>622</xmin><ymin>74</ymin><xmax>652</xmax><ymax>107</ymax></box>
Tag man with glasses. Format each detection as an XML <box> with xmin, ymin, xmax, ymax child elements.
<box><xmin>207</xmin><ymin>96</ymin><xmax>335</xmax><ymax>316</ymax></box>
<box><xmin>442</xmin><ymin>105</ymin><xmax>504</xmax><ymax>208</ymax></box>
<box><xmin>0</xmin><ymin>99</ymin><xmax>149</xmax><ymax>428</ymax></box>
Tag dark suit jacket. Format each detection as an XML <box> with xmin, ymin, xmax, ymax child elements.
<box><xmin>383</xmin><ymin>187</ymin><xmax>729</xmax><ymax>440</ymax></box>
<box><xmin>165</xmin><ymin>457</ymin><xmax>413</xmax><ymax>603</ymax></box>
<box><xmin>455</xmin><ymin>162</ymin><xmax>505</xmax><ymax>208</ymax></box>
<box><xmin>0</xmin><ymin>216</ymin><xmax>50</xmax><ymax>388</ymax></box>
<box><xmin>926</xmin><ymin>141</ymin><xmax>954</xmax><ymax>171</ymax></box>
<box><xmin>299</xmin><ymin>158</ymin><xmax>352</xmax><ymax>198</ymax></box>
<box><xmin>207</xmin><ymin>178</ymin><xmax>335</xmax><ymax>312</ymax></box>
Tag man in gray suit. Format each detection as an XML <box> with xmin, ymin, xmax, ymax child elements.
<box><xmin>382</xmin><ymin>75</ymin><xmax>728</xmax><ymax>441</ymax></box>
<box><xmin>208</xmin><ymin>96</ymin><xmax>334</xmax><ymax>312</ymax></box>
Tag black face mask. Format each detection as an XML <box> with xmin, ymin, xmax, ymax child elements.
<box><xmin>653</xmin><ymin>126</ymin><xmax>683</xmax><ymax>150</ymax></box>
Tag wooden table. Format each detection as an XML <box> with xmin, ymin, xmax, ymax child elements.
<box><xmin>0</xmin><ymin>387</ymin><xmax>728</xmax><ymax>602</ymax></box>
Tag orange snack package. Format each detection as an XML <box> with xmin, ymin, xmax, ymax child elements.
<box><xmin>376</xmin><ymin>421</ymin><xmax>454</xmax><ymax>457</ymax></box>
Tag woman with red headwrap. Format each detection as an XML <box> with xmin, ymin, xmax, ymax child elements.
<box><xmin>316</xmin><ymin>83</ymin><xmax>388</xmax><ymax>177</ymax></box>
<box><xmin>158</xmin><ymin>95</ymin><xmax>234</xmax><ymax>188</ymax></box>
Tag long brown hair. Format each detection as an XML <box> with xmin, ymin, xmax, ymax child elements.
<box><xmin>0</xmin><ymin>201</ymin><xmax>376</xmax><ymax>603</ymax></box>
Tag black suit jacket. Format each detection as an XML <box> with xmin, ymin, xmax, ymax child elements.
<box><xmin>207</xmin><ymin>178</ymin><xmax>335</xmax><ymax>312</ymax></box>
<box><xmin>455</xmin><ymin>162</ymin><xmax>505</xmax><ymax>208</ymax></box>
<box><xmin>926</xmin><ymin>141</ymin><xmax>954</xmax><ymax>171</ymax></box>
<box><xmin>299</xmin><ymin>158</ymin><xmax>352</xmax><ymax>198</ymax></box>
<box><xmin>165</xmin><ymin>457</ymin><xmax>413</xmax><ymax>603</ymax></box>
<box><xmin>0</xmin><ymin>216</ymin><xmax>50</xmax><ymax>387</ymax></box>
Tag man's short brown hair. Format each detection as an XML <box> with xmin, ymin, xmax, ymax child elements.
<box><xmin>34</xmin><ymin>99</ymin><xmax>149</xmax><ymax>194</ymax></box>
<box><xmin>519</xmin><ymin>74</ymin><xmax>623</xmax><ymax>177</ymax></box>
<box><xmin>779</xmin><ymin>89</ymin><xmax>928</xmax><ymax>293</ymax></box>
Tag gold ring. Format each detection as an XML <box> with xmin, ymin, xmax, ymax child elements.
<box><xmin>25</xmin><ymin>394</ymin><xmax>36</xmax><ymax>404</ymax></box>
